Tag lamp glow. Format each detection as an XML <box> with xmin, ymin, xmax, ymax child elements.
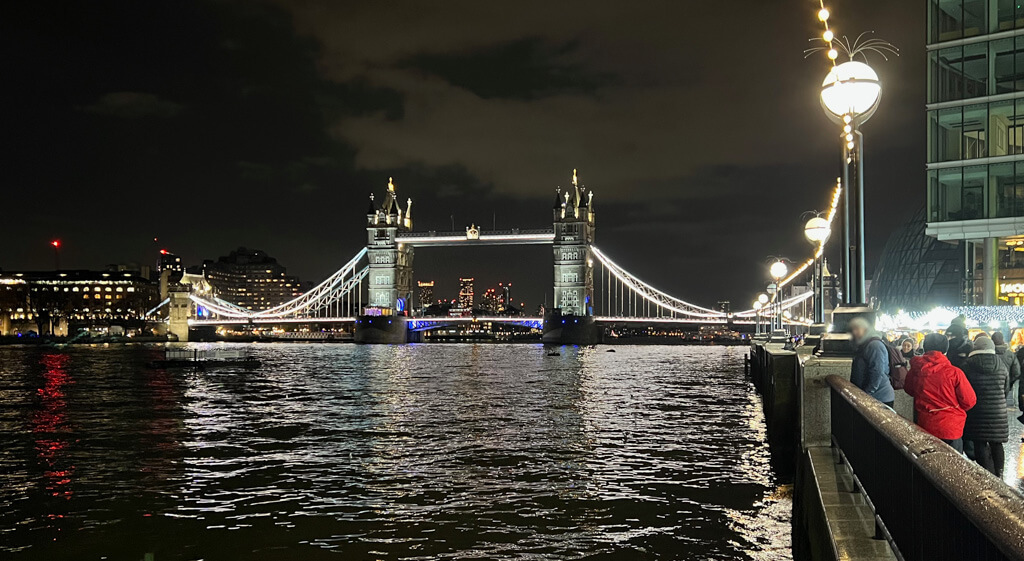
<box><xmin>770</xmin><ymin>261</ymin><xmax>788</xmax><ymax>281</ymax></box>
<box><xmin>804</xmin><ymin>216</ymin><xmax>831</xmax><ymax>244</ymax></box>
<box><xmin>821</xmin><ymin>61</ymin><xmax>881</xmax><ymax>124</ymax></box>
<box><xmin>758</xmin><ymin>293</ymin><xmax>769</xmax><ymax>305</ymax></box>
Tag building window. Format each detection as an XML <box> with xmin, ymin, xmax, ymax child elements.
<box><xmin>560</xmin><ymin>289</ymin><xmax>580</xmax><ymax>309</ymax></box>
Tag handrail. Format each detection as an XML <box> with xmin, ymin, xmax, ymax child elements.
<box><xmin>826</xmin><ymin>374</ymin><xmax>1024</xmax><ymax>561</ymax></box>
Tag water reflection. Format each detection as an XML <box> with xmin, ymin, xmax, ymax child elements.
<box><xmin>0</xmin><ymin>344</ymin><xmax>790</xmax><ymax>560</ymax></box>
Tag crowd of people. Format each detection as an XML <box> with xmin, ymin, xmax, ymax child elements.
<box><xmin>848</xmin><ymin>316</ymin><xmax>1023</xmax><ymax>478</ymax></box>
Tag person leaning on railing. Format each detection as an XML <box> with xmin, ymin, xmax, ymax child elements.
<box><xmin>849</xmin><ymin>317</ymin><xmax>896</xmax><ymax>408</ymax></box>
<box><xmin>904</xmin><ymin>333</ymin><xmax>977</xmax><ymax>454</ymax></box>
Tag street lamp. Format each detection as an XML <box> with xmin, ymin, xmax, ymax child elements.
<box><xmin>769</xmin><ymin>260</ymin><xmax>789</xmax><ymax>282</ymax></box>
<box><xmin>757</xmin><ymin>293</ymin><xmax>769</xmax><ymax>333</ymax></box>
<box><xmin>804</xmin><ymin>216</ymin><xmax>831</xmax><ymax>324</ymax></box>
<box><xmin>769</xmin><ymin>261</ymin><xmax>788</xmax><ymax>332</ymax></box>
<box><xmin>753</xmin><ymin>300</ymin><xmax>763</xmax><ymax>335</ymax></box>
<box><xmin>821</xmin><ymin>60</ymin><xmax>881</xmax><ymax>306</ymax></box>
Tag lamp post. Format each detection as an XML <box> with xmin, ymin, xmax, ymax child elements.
<box><xmin>769</xmin><ymin>260</ymin><xmax>788</xmax><ymax>332</ymax></box>
<box><xmin>820</xmin><ymin>60</ymin><xmax>882</xmax><ymax>305</ymax></box>
<box><xmin>804</xmin><ymin>216</ymin><xmax>831</xmax><ymax>324</ymax></box>
<box><xmin>753</xmin><ymin>300</ymin><xmax>763</xmax><ymax>335</ymax></box>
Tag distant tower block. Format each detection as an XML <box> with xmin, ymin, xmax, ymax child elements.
<box><xmin>552</xmin><ymin>168</ymin><xmax>595</xmax><ymax>316</ymax></box>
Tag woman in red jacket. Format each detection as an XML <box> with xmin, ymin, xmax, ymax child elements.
<box><xmin>904</xmin><ymin>333</ymin><xmax>977</xmax><ymax>453</ymax></box>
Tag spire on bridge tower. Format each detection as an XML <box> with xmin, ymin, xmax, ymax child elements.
<box><xmin>572</xmin><ymin>169</ymin><xmax>581</xmax><ymax>219</ymax></box>
<box><xmin>404</xmin><ymin>198</ymin><xmax>413</xmax><ymax>229</ymax></box>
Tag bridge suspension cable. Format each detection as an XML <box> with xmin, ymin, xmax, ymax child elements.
<box><xmin>590</xmin><ymin>245</ymin><xmax>727</xmax><ymax>319</ymax></box>
<box><xmin>733</xmin><ymin>289</ymin><xmax>814</xmax><ymax>318</ymax></box>
<box><xmin>190</xmin><ymin>248</ymin><xmax>368</xmax><ymax>320</ymax></box>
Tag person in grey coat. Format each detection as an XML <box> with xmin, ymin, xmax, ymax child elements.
<box><xmin>962</xmin><ymin>336</ymin><xmax>1010</xmax><ymax>477</ymax></box>
<box><xmin>992</xmin><ymin>331</ymin><xmax>1021</xmax><ymax>405</ymax></box>
<box><xmin>848</xmin><ymin>317</ymin><xmax>895</xmax><ymax>407</ymax></box>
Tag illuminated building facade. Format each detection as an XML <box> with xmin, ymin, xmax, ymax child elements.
<box><xmin>927</xmin><ymin>0</ymin><xmax>1024</xmax><ymax>304</ymax></box>
<box><xmin>458</xmin><ymin>277</ymin><xmax>475</xmax><ymax>308</ymax></box>
<box><xmin>157</xmin><ymin>250</ymin><xmax>182</xmax><ymax>274</ymax></box>
<box><xmin>480</xmin><ymin>287</ymin><xmax>499</xmax><ymax>314</ymax></box>
<box><xmin>204</xmin><ymin>247</ymin><xmax>304</xmax><ymax>311</ymax></box>
<box><xmin>499</xmin><ymin>283</ymin><xmax>512</xmax><ymax>313</ymax></box>
<box><xmin>417</xmin><ymin>281</ymin><xmax>434</xmax><ymax>312</ymax></box>
<box><xmin>365</xmin><ymin>178</ymin><xmax>414</xmax><ymax>315</ymax></box>
<box><xmin>0</xmin><ymin>270</ymin><xmax>159</xmax><ymax>336</ymax></box>
<box><xmin>552</xmin><ymin>170</ymin><xmax>595</xmax><ymax>315</ymax></box>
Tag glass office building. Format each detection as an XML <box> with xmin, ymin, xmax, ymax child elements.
<box><xmin>871</xmin><ymin>207</ymin><xmax>964</xmax><ymax>311</ymax></box>
<box><xmin>928</xmin><ymin>0</ymin><xmax>1024</xmax><ymax>304</ymax></box>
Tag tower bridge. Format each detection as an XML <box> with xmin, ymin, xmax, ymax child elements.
<box><xmin>181</xmin><ymin>171</ymin><xmax>811</xmax><ymax>344</ymax></box>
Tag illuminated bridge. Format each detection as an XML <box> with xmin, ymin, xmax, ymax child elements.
<box><xmin>176</xmin><ymin>172</ymin><xmax>812</xmax><ymax>344</ymax></box>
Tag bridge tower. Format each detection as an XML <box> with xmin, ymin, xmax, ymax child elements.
<box><xmin>355</xmin><ymin>178</ymin><xmax>414</xmax><ymax>344</ymax></box>
<box><xmin>543</xmin><ymin>169</ymin><xmax>599</xmax><ymax>345</ymax></box>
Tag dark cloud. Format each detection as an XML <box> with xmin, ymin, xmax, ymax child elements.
<box><xmin>0</xmin><ymin>0</ymin><xmax>926</xmax><ymax>309</ymax></box>
<box><xmin>84</xmin><ymin>92</ymin><xmax>184</xmax><ymax>118</ymax></box>
<box><xmin>401</xmin><ymin>38</ymin><xmax>612</xmax><ymax>100</ymax></box>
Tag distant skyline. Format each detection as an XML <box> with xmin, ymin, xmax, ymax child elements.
<box><xmin>2</xmin><ymin>0</ymin><xmax>924</xmax><ymax>307</ymax></box>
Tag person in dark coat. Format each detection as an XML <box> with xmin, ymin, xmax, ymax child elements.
<box><xmin>905</xmin><ymin>333</ymin><xmax>976</xmax><ymax>453</ymax></box>
<box><xmin>962</xmin><ymin>336</ymin><xmax>1010</xmax><ymax>477</ymax></box>
<box><xmin>992</xmin><ymin>331</ymin><xmax>1021</xmax><ymax>405</ymax></box>
<box><xmin>849</xmin><ymin>317</ymin><xmax>895</xmax><ymax>407</ymax></box>
<box><xmin>946</xmin><ymin>324</ymin><xmax>972</xmax><ymax>370</ymax></box>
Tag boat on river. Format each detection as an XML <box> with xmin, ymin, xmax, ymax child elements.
<box><xmin>148</xmin><ymin>348</ymin><xmax>260</xmax><ymax>369</ymax></box>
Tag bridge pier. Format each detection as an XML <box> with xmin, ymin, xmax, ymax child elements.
<box><xmin>353</xmin><ymin>315</ymin><xmax>408</xmax><ymax>344</ymax></box>
<box><xmin>541</xmin><ymin>310</ymin><xmax>600</xmax><ymax>345</ymax></box>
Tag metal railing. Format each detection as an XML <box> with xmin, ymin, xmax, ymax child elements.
<box><xmin>828</xmin><ymin>374</ymin><xmax>1024</xmax><ymax>561</ymax></box>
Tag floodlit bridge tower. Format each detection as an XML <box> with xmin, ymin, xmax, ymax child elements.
<box><xmin>543</xmin><ymin>169</ymin><xmax>598</xmax><ymax>344</ymax></box>
<box><xmin>355</xmin><ymin>177</ymin><xmax>415</xmax><ymax>344</ymax></box>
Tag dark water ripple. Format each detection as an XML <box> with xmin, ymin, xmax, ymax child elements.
<box><xmin>0</xmin><ymin>344</ymin><xmax>790</xmax><ymax>560</ymax></box>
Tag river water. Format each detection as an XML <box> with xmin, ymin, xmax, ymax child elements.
<box><xmin>0</xmin><ymin>344</ymin><xmax>790</xmax><ymax>560</ymax></box>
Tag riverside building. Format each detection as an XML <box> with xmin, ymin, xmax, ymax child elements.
<box><xmin>927</xmin><ymin>0</ymin><xmax>1024</xmax><ymax>304</ymax></box>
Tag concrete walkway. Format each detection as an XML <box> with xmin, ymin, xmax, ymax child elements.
<box><xmin>1004</xmin><ymin>405</ymin><xmax>1024</xmax><ymax>493</ymax></box>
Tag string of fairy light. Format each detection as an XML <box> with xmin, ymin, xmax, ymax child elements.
<box><xmin>816</xmin><ymin>2</ymin><xmax>858</xmax><ymax>152</ymax></box>
<box><xmin>817</xmin><ymin>2</ymin><xmax>838</xmax><ymax>64</ymax></box>
<box><xmin>775</xmin><ymin>177</ymin><xmax>843</xmax><ymax>290</ymax></box>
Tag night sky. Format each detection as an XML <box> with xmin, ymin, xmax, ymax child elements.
<box><xmin>2</xmin><ymin>0</ymin><xmax>924</xmax><ymax>309</ymax></box>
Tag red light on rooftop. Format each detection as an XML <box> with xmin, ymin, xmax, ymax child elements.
<box><xmin>159</xmin><ymin>249</ymin><xmax>169</xmax><ymax>255</ymax></box>
<box><xmin>51</xmin><ymin>240</ymin><xmax>60</xmax><ymax>248</ymax></box>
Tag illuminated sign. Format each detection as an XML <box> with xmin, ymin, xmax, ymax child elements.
<box><xmin>1000</xmin><ymin>283</ymin><xmax>1024</xmax><ymax>295</ymax></box>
